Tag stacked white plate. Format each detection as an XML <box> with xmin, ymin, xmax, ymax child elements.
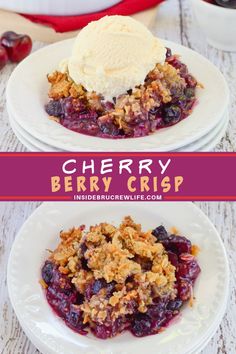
<box><xmin>6</xmin><ymin>39</ymin><xmax>229</xmax><ymax>152</ymax></box>
<box><xmin>8</xmin><ymin>202</ymin><xmax>229</xmax><ymax>354</ymax></box>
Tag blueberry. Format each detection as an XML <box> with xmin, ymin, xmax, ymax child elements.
<box><xmin>41</xmin><ymin>261</ymin><xmax>54</xmax><ymax>284</ymax></box>
<box><xmin>131</xmin><ymin>314</ymin><xmax>153</xmax><ymax>337</ymax></box>
<box><xmin>66</xmin><ymin>305</ymin><xmax>87</xmax><ymax>335</ymax></box>
<box><xmin>184</xmin><ymin>87</ymin><xmax>195</xmax><ymax>99</ymax></box>
<box><xmin>57</xmin><ymin>298</ymin><xmax>71</xmax><ymax>318</ymax></box>
<box><xmin>85</xmin><ymin>279</ymin><xmax>107</xmax><ymax>300</ymax></box>
<box><xmin>146</xmin><ymin>301</ymin><xmax>166</xmax><ymax>319</ymax></box>
<box><xmin>45</xmin><ymin>100</ymin><xmax>63</xmax><ymax>117</ymax></box>
<box><xmin>167</xmin><ymin>299</ymin><xmax>183</xmax><ymax>311</ymax></box>
<box><xmin>100</xmin><ymin>123</ymin><xmax>121</xmax><ymax>136</ymax></box>
<box><xmin>69</xmin><ymin>311</ymin><xmax>79</xmax><ymax>326</ymax></box>
<box><xmin>152</xmin><ymin>225</ymin><xmax>168</xmax><ymax>240</ymax></box>
<box><xmin>92</xmin><ymin>279</ymin><xmax>106</xmax><ymax>294</ymax></box>
<box><xmin>67</xmin><ymin>304</ymin><xmax>83</xmax><ymax>328</ymax></box>
<box><xmin>163</xmin><ymin>105</ymin><xmax>181</xmax><ymax>124</ymax></box>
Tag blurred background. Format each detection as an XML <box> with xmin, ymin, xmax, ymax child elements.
<box><xmin>0</xmin><ymin>0</ymin><xmax>163</xmax><ymax>42</ymax></box>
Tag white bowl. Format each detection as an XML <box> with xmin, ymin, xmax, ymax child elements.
<box><xmin>0</xmin><ymin>0</ymin><xmax>121</xmax><ymax>16</ymax></box>
<box><xmin>191</xmin><ymin>0</ymin><xmax>236</xmax><ymax>51</ymax></box>
<box><xmin>7</xmin><ymin>202</ymin><xmax>229</xmax><ymax>354</ymax></box>
<box><xmin>6</xmin><ymin>38</ymin><xmax>229</xmax><ymax>152</ymax></box>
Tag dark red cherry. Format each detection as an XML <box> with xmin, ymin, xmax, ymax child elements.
<box><xmin>1</xmin><ymin>31</ymin><xmax>32</xmax><ymax>63</ymax></box>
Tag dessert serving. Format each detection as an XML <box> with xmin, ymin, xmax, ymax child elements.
<box><xmin>45</xmin><ymin>16</ymin><xmax>199</xmax><ymax>139</ymax></box>
<box><xmin>41</xmin><ymin>216</ymin><xmax>201</xmax><ymax>339</ymax></box>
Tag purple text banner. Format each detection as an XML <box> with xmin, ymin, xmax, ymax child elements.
<box><xmin>0</xmin><ymin>152</ymin><xmax>235</xmax><ymax>201</ymax></box>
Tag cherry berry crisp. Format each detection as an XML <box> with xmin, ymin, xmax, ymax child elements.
<box><xmin>45</xmin><ymin>49</ymin><xmax>199</xmax><ymax>139</ymax></box>
<box><xmin>41</xmin><ymin>216</ymin><xmax>200</xmax><ymax>339</ymax></box>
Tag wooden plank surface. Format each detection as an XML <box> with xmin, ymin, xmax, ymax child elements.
<box><xmin>0</xmin><ymin>201</ymin><xmax>235</xmax><ymax>354</ymax></box>
<box><xmin>0</xmin><ymin>0</ymin><xmax>236</xmax><ymax>152</ymax></box>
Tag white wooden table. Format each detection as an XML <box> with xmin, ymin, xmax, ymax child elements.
<box><xmin>0</xmin><ymin>201</ymin><xmax>235</xmax><ymax>354</ymax></box>
<box><xmin>0</xmin><ymin>0</ymin><xmax>236</xmax><ymax>152</ymax></box>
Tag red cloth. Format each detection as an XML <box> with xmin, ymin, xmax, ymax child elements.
<box><xmin>21</xmin><ymin>0</ymin><xmax>164</xmax><ymax>33</ymax></box>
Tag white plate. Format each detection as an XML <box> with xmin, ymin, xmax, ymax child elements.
<box><xmin>9</xmin><ymin>112</ymin><xmax>61</xmax><ymax>152</ymax></box>
<box><xmin>9</xmin><ymin>105</ymin><xmax>228</xmax><ymax>152</ymax></box>
<box><xmin>178</xmin><ymin>111</ymin><xmax>229</xmax><ymax>152</ymax></box>
<box><xmin>18</xmin><ymin>290</ymin><xmax>228</xmax><ymax>354</ymax></box>
<box><xmin>7</xmin><ymin>202</ymin><xmax>229</xmax><ymax>354</ymax></box>
<box><xmin>0</xmin><ymin>0</ymin><xmax>121</xmax><ymax>16</ymax></box>
<box><xmin>9</xmin><ymin>115</ymin><xmax>45</xmax><ymax>152</ymax></box>
<box><xmin>6</xmin><ymin>38</ymin><xmax>229</xmax><ymax>152</ymax></box>
<box><xmin>198</xmin><ymin>112</ymin><xmax>229</xmax><ymax>152</ymax></box>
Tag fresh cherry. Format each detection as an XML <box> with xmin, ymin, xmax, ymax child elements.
<box><xmin>0</xmin><ymin>31</ymin><xmax>32</xmax><ymax>63</ymax></box>
<box><xmin>0</xmin><ymin>44</ymin><xmax>8</xmax><ymax>70</ymax></box>
<box><xmin>215</xmin><ymin>0</ymin><xmax>236</xmax><ymax>8</ymax></box>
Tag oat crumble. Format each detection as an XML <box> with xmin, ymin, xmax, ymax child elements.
<box><xmin>45</xmin><ymin>49</ymin><xmax>199</xmax><ymax>139</ymax></box>
<box><xmin>41</xmin><ymin>216</ymin><xmax>200</xmax><ymax>339</ymax></box>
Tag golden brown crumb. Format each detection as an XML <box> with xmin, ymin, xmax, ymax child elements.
<box><xmin>191</xmin><ymin>244</ymin><xmax>200</xmax><ymax>256</ymax></box>
<box><xmin>46</xmin><ymin>59</ymin><xmax>191</xmax><ymax>133</ymax></box>
<box><xmin>47</xmin><ymin>71</ymin><xmax>72</xmax><ymax>99</ymax></box>
<box><xmin>49</xmin><ymin>227</ymin><xmax>83</xmax><ymax>266</ymax></box>
<box><xmin>39</xmin><ymin>279</ymin><xmax>48</xmax><ymax>289</ymax></box>
<box><xmin>48</xmin><ymin>217</ymin><xmax>177</xmax><ymax>325</ymax></box>
<box><xmin>49</xmin><ymin>116</ymin><xmax>60</xmax><ymax>123</ymax></box>
<box><xmin>170</xmin><ymin>226</ymin><xmax>179</xmax><ymax>235</ymax></box>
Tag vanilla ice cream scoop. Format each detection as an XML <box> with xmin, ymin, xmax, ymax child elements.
<box><xmin>65</xmin><ymin>15</ymin><xmax>166</xmax><ymax>101</ymax></box>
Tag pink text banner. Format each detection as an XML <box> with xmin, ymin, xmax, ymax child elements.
<box><xmin>0</xmin><ymin>152</ymin><xmax>235</xmax><ymax>202</ymax></box>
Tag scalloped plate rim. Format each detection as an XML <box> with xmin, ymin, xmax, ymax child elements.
<box><xmin>7</xmin><ymin>202</ymin><xmax>229</xmax><ymax>354</ymax></box>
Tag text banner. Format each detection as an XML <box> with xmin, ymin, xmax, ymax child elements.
<box><xmin>0</xmin><ymin>152</ymin><xmax>235</xmax><ymax>201</ymax></box>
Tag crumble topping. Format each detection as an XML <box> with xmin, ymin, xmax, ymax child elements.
<box><xmin>41</xmin><ymin>216</ymin><xmax>201</xmax><ymax>338</ymax></box>
<box><xmin>45</xmin><ymin>50</ymin><xmax>198</xmax><ymax>139</ymax></box>
<box><xmin>47</xmin><ymin>60</ymin><xmax>185</xmax><ymax>126</ymax></box>
<box><xmin>47</xmin><ymin>217</ymin><xmax>176</xmax><ymax>322</ymax></box>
